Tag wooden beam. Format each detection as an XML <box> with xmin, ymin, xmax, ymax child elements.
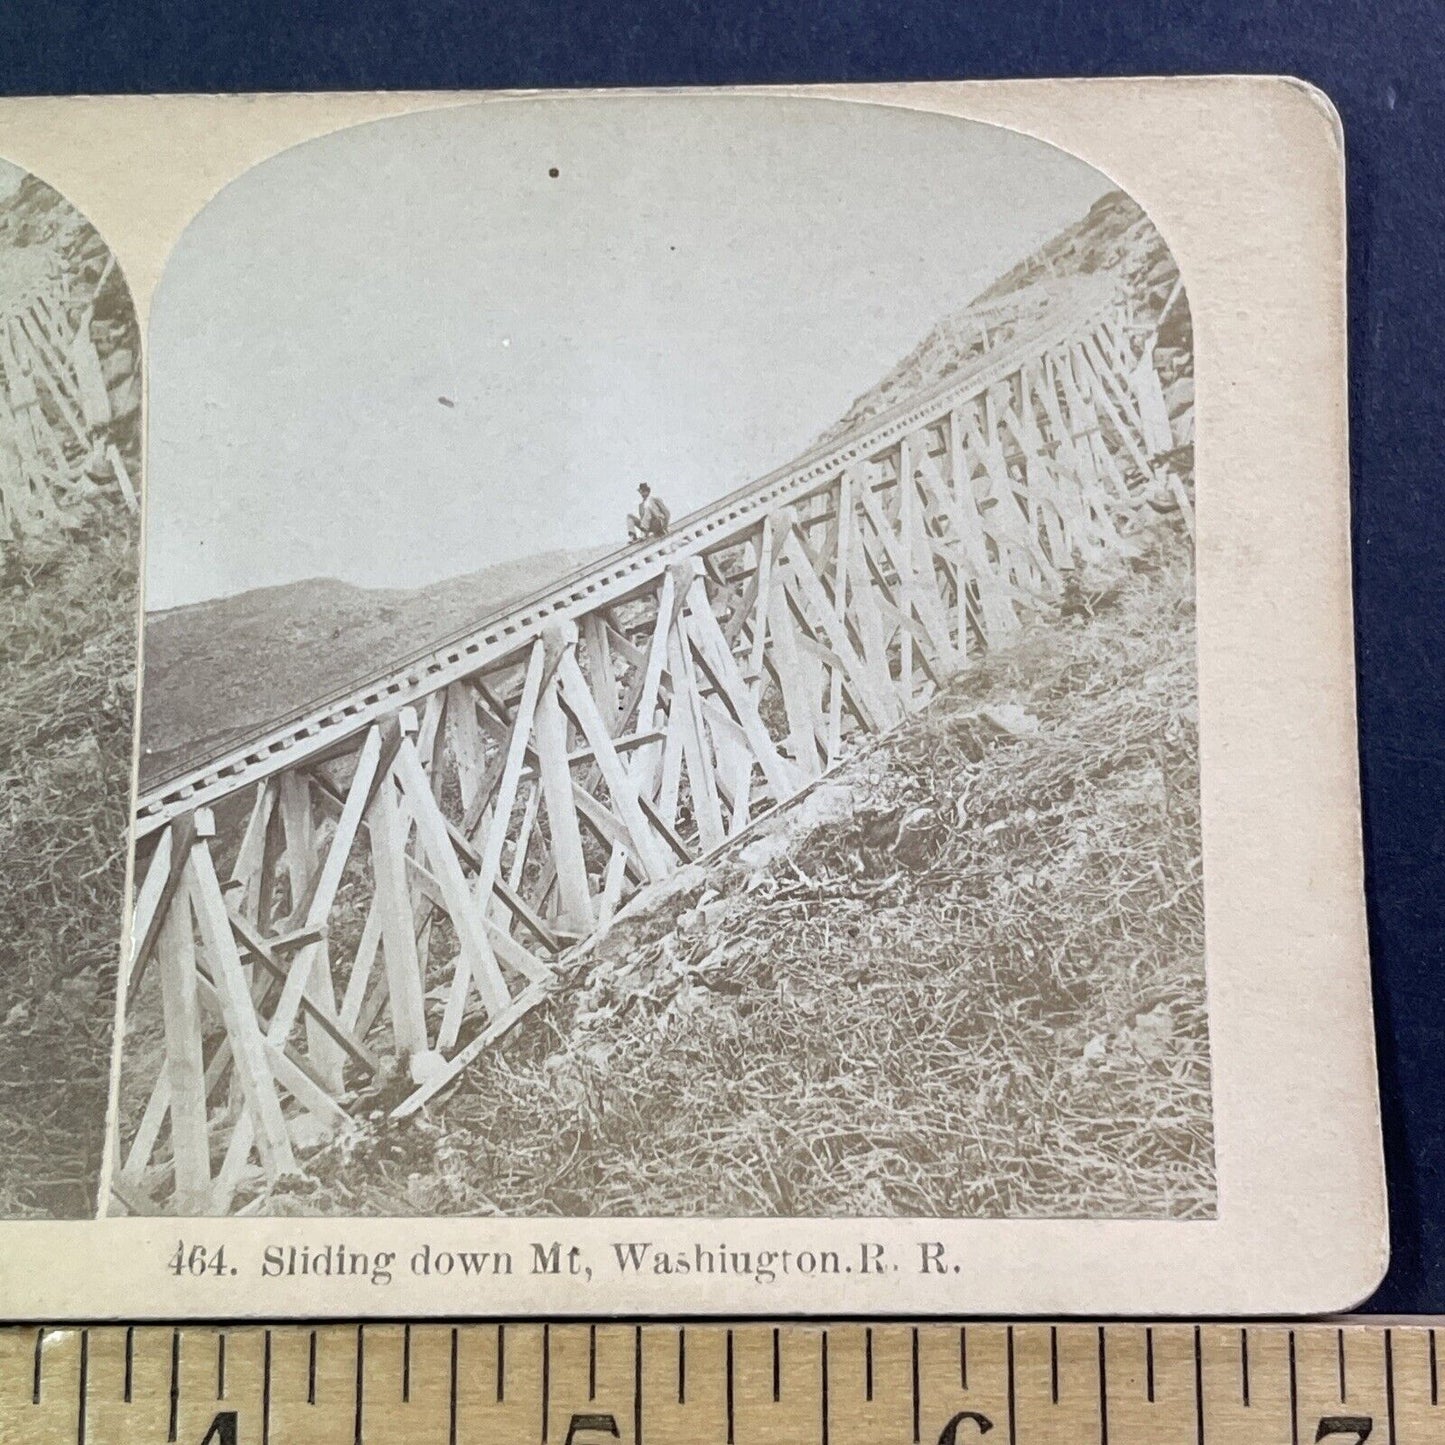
<box><xmin>446</xmin><ymin>680</ymin><xmax>487</xmax><ymax>813</ymax></box>
<box><xmin>186</xmin><ymin>825</ymin><xmax>296</xmax><ymax>1183</ymax></box>
<box><xmin>155</xmin><ymin>874</ymin><xmax>211</xmax><ymax>1211</ymax></box>
<box><xmin>226</xmin><ymin>908</ymin><xmax>378</xmax><ymax>1074</ymax></box>
<box><xmin>267</xmin><ymin>725</ymin><xmax>383</xmax><ymax>1059</ymax></box>
<box><xmin>279</xmin><ymin>771</ymin><xmax>343</xmax><ymax>1092</ymax></box>
<box><xmin>367</xmin><ymin>774</ymin><xmax>430</xmax><ymax>1060</ymax></box>
<box><xmin>438</xmin><ymin>638</ymin><xmax>545</xmax><ymax>1051</ymax></box>
<box><xmin>534</xmin><ymin>629</ymin><xmax>595</xmax><ymax>934</ymax></box>
<box><xmin>392</xmin><ymin>981</ymin><xmax>554</xmax><ymax>1120</ymax></box>
<box><xmin>666</xmin><ymin>606</ymin><xmax>727</xmax><ymax>850</ymax></box>
<box><xmin>558</xmin><ymin>648</ymin><xmax>674</xmax><ymax>880</ymax></box>
<box><xmin>779</xmin><ymin>526</ymin><xmax>898</xmax><ymax>731</ymax></box>
<box><xmin>682</xmin><ymin>572</ymin><xmax>801</xmax><ymax>804</ymax></box>
<box><xmin>395</xmin><ymin>727</ymin><xmax>514</xmax><ymax>1023</ymax></box>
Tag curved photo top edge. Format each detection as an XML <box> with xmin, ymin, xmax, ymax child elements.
<box><xmin>117</xmin><ymin>95</ymin><xmax>1206</xmax><ymax>1226</ymax></box>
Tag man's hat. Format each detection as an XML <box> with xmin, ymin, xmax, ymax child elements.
<box><xmin>638</xmin><ymin>482</ymin><xmax>651</xmax><ymax>494</ymax></box>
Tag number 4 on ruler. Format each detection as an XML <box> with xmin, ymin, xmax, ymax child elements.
<box><xmin>195</xmin><ymin>1412</ymin><xmax>238</xmax><ymax>1445</ymax></box>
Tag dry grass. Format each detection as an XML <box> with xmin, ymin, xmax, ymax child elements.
<box><xmin>0</xmin><ymin>521</ymin><xmax>137</xmax><ymax>1216</ymax></box>
<box><xmin>288</xmin><ymin>520</ymin><xmax>1213</xmax><ymax>1221</ymax></box>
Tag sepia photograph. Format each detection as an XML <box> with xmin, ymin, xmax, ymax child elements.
<box><xmin>112</xmin><ymin>95</ymin><xmax>1209</xmax><ymax>1222</ymax></box>
<box><xmin>0</xmin><ymin>160</ymin><xmax>141</xmax><ymax>1217</ymax></box>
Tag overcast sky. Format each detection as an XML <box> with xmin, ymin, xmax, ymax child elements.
<box><xmin>146</xmin><ymin>96</ymin><xmax>1111</xmax><ymax>611</ymax></box>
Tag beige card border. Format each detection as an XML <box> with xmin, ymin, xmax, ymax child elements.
<box><xmin>0</xmin><ymin>77</ymin><xmax>1384</xmax><ymax>1318</ymax></box>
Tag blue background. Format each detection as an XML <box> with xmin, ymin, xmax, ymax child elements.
<box><xmin>0</xmin><ymin>0</ymin><xmax>1439</xmax><ymax>1314</ymax></box>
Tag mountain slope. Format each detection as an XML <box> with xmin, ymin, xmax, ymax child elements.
<box><xmin>139</xmin><ymin>545</ymin><xmax>609</xmax><ymax>788</ymax></box>
<box><xmin>820</xmin><ymin>189</ymin><xmax>1181</xmax><ymax>442</ymax></box>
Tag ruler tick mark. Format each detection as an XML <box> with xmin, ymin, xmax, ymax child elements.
<box><xmin>168</xmin><ymin>1328</ymin><xmax>181</xmax><ymax>1443</ymax></box>
<box><xmin>402</xmin><ymin>1324</ymin><xmax>410</xmax><ymax>1403</ymax></box>
<box><xmin>1430</xmin><ymin>1328</ymin><xmax>1438</xmax><ymax>1405</ymax></box>
<box><xmin>262</xmin><ymin>1329</ymin><xmax>272</xmax><ymax>1445</ymax></box>
<box><xmin>1007</xmin><ymin>1327</ymin><xmax>1017</xmax><ymax>1445</ymax></box>
<box><xmin>588</xmin><ymin>1324</ymin><xmax>597</xmax><ymax>1400</ymax></box>
<box><xmin>1145</xmin><ymin>1326</ymin><xmax>1154</xmax><ymax>1403</ymax></box>
<box><xmin>217</xmin><ymin>1332</ymin><xmax>226</xmax><ymax>1400</ymax></box>
<box><xmin>1240</xmin><ymin>1328</ymin><xmax>1250</xmax><ymax>1407</ymax></box>
<box><xmin>726</xmin><ymin>1329</ymin><xmax>735</xmax><ymax>1445</ymax></box>
<box><xmin>773</xmin><ymin>1327</ymin><xmax>781</xmax><ymax>1402</ymax></box>
<box><xmin>497</xmin><ymin>1323</ymin><xmax>506</xmax><ymax>1402</ymax></box>
<box><xmin>1051</xmin><ymin>1325</ymin><xmax>1060</xmax><ymax>1404</ymax></box>
<box><xmin>1386</xmin><ymin>1328</ymin><xmax>1397</xmax><ymax>1445</ymax></box>
<box><xmin>1288</xmin><ymin>1330</ymin><xmax>1299</xmax><ymax>1445</ymax></box>
<box><xmin>912</xmin><ymin>1328</ymin><xmax>921</xmax><ymax>1443</ymax></box>
<box><xmin>449</xmin><ymin>1328</ymin><xmax>459</xmax><ymax>1445</ymax></box>
<box><xmin>865</xmin><ymin>1327</ymin><xmax>874</xmax><ymax>1402</ymax></box>
<box><xmin>960</xmin><ymin>1326</ymin><xmax>968</xmax><ymax>1391</ymax></box>
<box><xmin>1098</xmin><ymin>1327</ymin><xmax>1109</xmax><ymax>1445</ymax></box>
<box><xmin>77</xmin><ymin>1329</ymin><xmax>88</xmax><ymax>1445</ymax></box>
<box><xmin>308</xmin><ymin>1328</ymin><xmax>318</xmax><ymax>1404</ymax></box>
<box><xmin>1193</xmin><ymin>1327</ymin><xmax>1204</xmax><ymax>1445</ymax></box>
<box><xmin>634</xmin><ymin>1325</ymin><xmax>643</xmax><ymax>1445</ymax></box>
<box><xmin>353</xmin><ymin>1327</ymin><xmax>365</xmax><ymax>1445</ymax></box>
<box><xmin>821</xmin><ymin>1330</ymin><xmax>830</xmax><ymax>1445</ymax></box>
<box><xmin>543</xmin><ymin>1323</ymin><xmax>552</xmax><ymax>1441</ymax></box>
<box><xmin>1337</xmin><ymin>1326</ymin><xmax>1347</xmax><ymax>1402</ymax></box>
<box><xmin>678</xmin><ymin>1326</ymin><xmax>685</xmax><ymax>1404</ymax></box>
<box><xmin>123</xmin><ymin>1324</ymin><xmax>134</xmax><ymax>1404</ymax></box>
<box><xmin>32</xmin><ymin>1326</ymin><xmax>43</xmax><ymax>1405</ymax></box>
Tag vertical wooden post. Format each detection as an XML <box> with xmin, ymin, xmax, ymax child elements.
<box><xmin>187</xmin><ymin>813</ymin><xmax>296</xmax><ymax>1183</ymax></box>
<box><xmin>631</xmin><ymin>569</ymin><xmax>676</xmax><ymax>796</ymax></box>
<box><xmin>508</xmin><ymin>783</ymin><xmax>541</xmax><ymax>891</ymax></box>
<box><xmin>581</xmin><ymin>613</ymin><xmax>620</xmax><ymax>718</ymax></box>
<box><xmin>266</xmin><ymin>728</ymin><xmax>382</xmax><ymax>1055</ymax></box>
<box><xmin>156</xmin><ymin>875</ymin><xmax>211</xmax><ymax>1212</ymax></box>
<box><xmin>535</xmin><ymin>626</ymin><xmax>595</xmax><ymax>934</ymax></box>
<box><xmin>828</xmin><ymin>470</ymin><xmax>853</xmax><ymax>760</ymax></box>
<box><xmin>394</xmin><ymin>727</ymin><xmax>511</xmax><ymax>1020</ymax></box>
<box><xmin>946</xmin><ymin>408</ymin><xmax>972</xmax><ymax>656</ymax></box>
<box><xmin>746</xmin><ymin>516</ymin><xmax>775</xmax><ymax>699</ymax></box>
<box><xmin>339</xmin><ymin>902</ymin><xmax>383</xmax><ymax>1033</ymax></box>
<box><xmin>896</xmin><ymin>435</ymin><xmax>914</xmax><ymax>704</ymax></box>
<box><xmin>438</xmin><ymin>641</ymin><xmax>545</xmax><ymax>1051</ymax></box>
<box><xmin>559</xmin><ymin>648</ymin><xmax>674</xmax><ymax>879</ymax></box>
<box><xmin>279</xmin><ymin>773</ymin><xmax>345</xmax><ymax>1092</ymax></box>
<box><xmin>368</xmin><ymin>773</ymin><xmax>430</xmax><ymax>1061</ymax></box>
<box><xmin>230</xmin><ymin>781</ymin><xmax>276</xmax><ymax>921</ymax></box>
<box><xmin>666</xmin><ymin>617</ymin><xmax>727</xmax><ymax>852</ymax></box>
<box><xmin>446</xmin><ymin>682</ymin><xmax>487</xmax><ymax>814</ymax></box>
<box><xmin>841</xmin><ymin>473</ymin><xmax>895</xmax><ymax>703</ymax></box>
<box><xmin>682</xmin><ymin>570</ymin><xmax>801</xmax><ymax>804</ymax></box>
<box><xmin>765</xmin><ymin>575</ymin><xmax>822</xmax><ymax>779</ymax></box>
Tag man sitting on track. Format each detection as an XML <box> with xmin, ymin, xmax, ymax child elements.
<box><xmin>627</xmin><ymin>482</ymin><xmax>671</xmax><ymax>542</ymax></box>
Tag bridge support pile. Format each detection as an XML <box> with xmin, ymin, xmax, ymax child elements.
<box><xmin>115</xmin><ymin>282</ymin><xmax>1190</xmax><ymax>1214</ymax></box>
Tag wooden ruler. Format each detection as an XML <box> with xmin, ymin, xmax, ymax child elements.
<box><xmin>1</xmin><ymin>1322</ymin><xmax>1440</xmax><ymax>1444</ymax></box>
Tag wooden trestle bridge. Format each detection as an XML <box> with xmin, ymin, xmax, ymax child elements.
<box><xmin>0</xmin><ymin>246</ymin><xmax>137</xmax><ymax>538</ymax></box>
<box><xmin>115</xmin><ymin>275</ymin><xmax>1190</xmax><ymax>1215</ymax></box>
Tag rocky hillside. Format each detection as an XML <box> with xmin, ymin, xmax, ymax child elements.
<box><xmin>139</xmin><ymin>544</ymin><xmax>610</xmax><ymax>789</ymax></box>
<box><xmin>289</xmin><ymin>524</ymin><xmax>1212</xmax><ymax>1220</ymax></box>
<box><xmin>821</xmin><ymin>189</ymin><xmax>1185</xmax><ymax>442</ymax></box>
